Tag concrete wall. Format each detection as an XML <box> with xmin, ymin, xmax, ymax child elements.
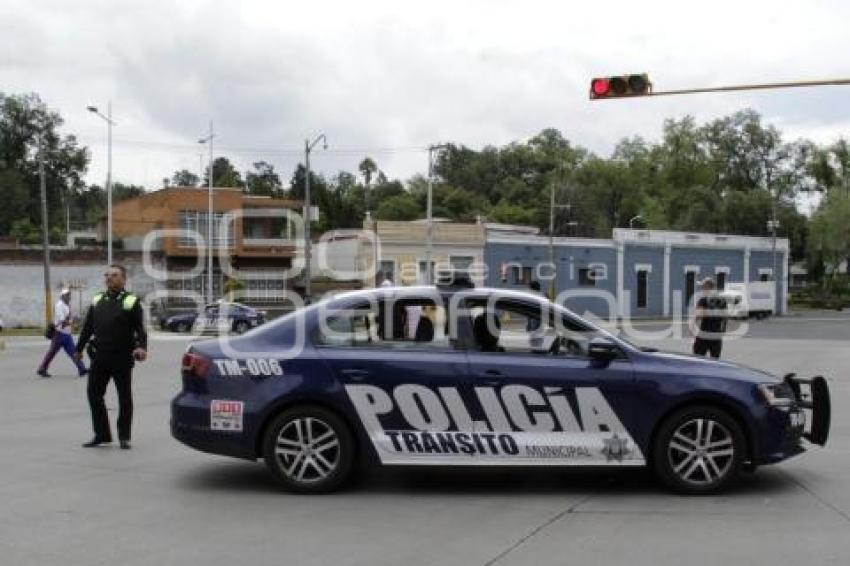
<box><xmin>0</xmin><ymin>253</ymin><xmax>165</xmax><ymax>327</ymax></box>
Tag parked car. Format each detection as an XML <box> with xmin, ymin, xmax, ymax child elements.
<box><xmin>161</xmin><ymin>302</ymin><xmax>266</xmax><ymax>334</ymax></box>
<box><xmin>172</xmin><ymin>285</ymin><xmax>830</xmax><ymax>494</ymax></box>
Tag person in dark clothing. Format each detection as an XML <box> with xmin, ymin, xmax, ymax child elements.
<box><xmin>692</xmin><ymin>278</ymin><xmax>727</xmax><ymax>359</ymax></box>
<box><xmin>74</xmin><ymin>264</ymin><xmax>148</xmax><ymax>449</ymax></box>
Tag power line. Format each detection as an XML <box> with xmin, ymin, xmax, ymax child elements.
<box><xmin>75</xmin><ymin>134</ymin><xmax>428</xmax><ymax>155</ymax></box>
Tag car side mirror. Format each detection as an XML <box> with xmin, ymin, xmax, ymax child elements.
<box><xmin>588</xmin><ymin>337</ymin><xmax>619</xmax><ymax>361</ymax></box>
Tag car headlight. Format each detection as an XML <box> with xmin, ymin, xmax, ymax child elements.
<box><xmin>757</xmin><ymin>383</ymin><xmax>795</xmax><ymax>407</ymax></box>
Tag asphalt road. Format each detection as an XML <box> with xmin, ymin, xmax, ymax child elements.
<box><xmin>0</xmin><ymin>316</ymin><xmax>848</xmax><ymax>566</ymax></box>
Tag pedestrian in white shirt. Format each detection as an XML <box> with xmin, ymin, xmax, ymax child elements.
<box><xmin>37</xmin><ymin>289</ymin><xmax>88</xmax><ymax>378</ymax></box>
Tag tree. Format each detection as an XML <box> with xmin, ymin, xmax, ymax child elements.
<box><xmin>376</xmin><ymin>194</ymin><xmax>420</xmax><ymax>220</ymax></box>
<box><xmin>171</xmin><ymin>169</ymin><xmax>199</xmax><ymax>187</ymax></box>
<box><xmin>0</xmin><ymin>92</ymin><xmax>88</xmax><ymax>236</ymax></box>
<box><xmin>204</xmin><ymin>156</ymin><xmax>243</xmax><ymax>187</ymax></box>
<box><xmin>245</xmin><ymin>161</ymin><xmax>282</xmax><ymax>197</ymax></box>
<box><xmin>808</xmin><ymin>192</ymin><xmax>850</xmax><ymax>285</ymax></box>
<box><xmin>358</xmin><ymin>157</ymin><xmax>377</xmax><ymax>188</ymax></box>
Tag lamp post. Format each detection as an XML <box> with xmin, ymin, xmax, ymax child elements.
<box><xmin>548</xmin><ymin>182</ymin><xmax>572</xmax><ymax>299</ymax></box>
<box><xmin>86</xmin><ymin>103</ymin><xmax>115</xmax><ymax>264</ymax></box>
<box><xmin>38</xmin><ymin>136</ymin><xmax>52</xmax><ymax>326</ymax></box>
<box><xmin>629</xmin><ymin>214</ymin><xmax>643</xmax><ymax>229</ymax></box>
<box><xmin>304</xmin><ymin>134</ymin><xmax>327</xmax><ymax>303</ymax></box>
<box><xmin>198</xmin><ymin>122</ymin><xmax>215</xmax><ymax>303</ymax></box>
<box><xmin>426</xmin><ymin>144</ymin><xmax>449</xmax><ymax>284</ymax></box>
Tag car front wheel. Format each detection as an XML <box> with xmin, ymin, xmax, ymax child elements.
<box><xmin>263</xmin><ymin>406</ymin><xmax>355</xmax><ymax>493</ymax></box>
<box><xmin>653</xmin><ymin>405</ymin><xmax>745</xmax><ymax>494</ymax></box>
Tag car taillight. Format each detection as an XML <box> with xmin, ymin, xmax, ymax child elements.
<box><xmin>182</xmin><ymin>352</ymin><xmax>211</xmax><ymax>379</ymax></box>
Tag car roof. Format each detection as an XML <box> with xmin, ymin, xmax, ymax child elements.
<box><xmin>323</xmin><ymin>286</ymin><xmax>551</xmax><ymax>306</ymax></box>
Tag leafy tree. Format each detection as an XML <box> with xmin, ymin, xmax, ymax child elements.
<box><xmin>376</xmin><ymin>194</ymin><xmax>420</xmax><ymax>220</ymax></box>
<box><xmin>245</xmin><ymin>161</ymin><xmax>282</xmax><ymax>197</ymax></box>
<box><xmin>358</xmin><ymin>157</ymin><xmax>377</xmax><ymax>188</ymax></box>
<box><xmin>204</xmin><ymin>156</ymin><xmax>243</xmax><ymax>187</ymax></box>
<box><xmin>808</xmin><ymin>193</ymin><xmax>850</xmax><ymax>284</ymax></box>
<box><xmin>171</xmin><ymin>169</ymin><xmax>199</xmax><ymax>187</ymax></box>
<box><xmin>0</xmin><ymin>92</ymin><xmax>88</xmax><ymax>236</ymax></box>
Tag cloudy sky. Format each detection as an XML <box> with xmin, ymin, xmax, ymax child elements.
<box><xmin>3</xmin><ymin>0</ymin><xmax>850</xmax><ymax>190</ymax></box>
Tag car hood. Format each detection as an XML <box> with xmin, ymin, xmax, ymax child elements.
<box><xmin>639</xmin><ymin>350</ymin><xmax>780</xmax><ymax>385</ymax></box>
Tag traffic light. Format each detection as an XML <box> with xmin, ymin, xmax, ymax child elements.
<box><xmin>590</xmin><ymin>74</ymin><xmax>652</xmax><ymax>100</ymax></box>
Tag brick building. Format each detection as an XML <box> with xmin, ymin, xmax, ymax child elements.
<box><xmin>109</xmin><ymin>187</ymin><xmax>302</xmax><ymax>303</ymax></box>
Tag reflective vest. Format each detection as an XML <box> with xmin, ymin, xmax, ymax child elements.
<box><xmin>92</xmin><ymin>291</ymin><xmax>138</xmax><ymax>311</ymax></box>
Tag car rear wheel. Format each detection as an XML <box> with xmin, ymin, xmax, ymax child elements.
<box><xmin>653</xmin><ymin>405</ymin><xmax>745</xmax><ymax>494</ymax></box>
<box><xmin>175</xmin><ymin>321</ymin><xmax>191</xmax><ymax>333</ymax></box>
<box><xmin>263</xmin><ymin>406</ymin><xmax>355</xmax><ymax>493</ymax></box>
<box><xmin>233</xmin><ymin>321</ymin><xmax>249</xmax><ymax>334</ymax></box>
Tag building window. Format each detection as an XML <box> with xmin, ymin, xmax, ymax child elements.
<box><xmin>379</xmin><ymin>260</ymin><xmax>395</xmax><ymax>285</ymax></box>
<box><xmin>578</xmin><ymin>268</ymin><xmax>596</xmax><ymax>287</ymax></box>
<box><xmin>177</xmin><ymin>210</ymin><xmax>234</xmax><ymax>248</ymax></box>
<box><xmin>418</xmin><ymin>261</ymin><xmax>435</xmax><ymax>284</ymax></box>
<box><xmin>637</xmin><ymin>270</ymin><xmax>648</xmax><ymax>309</ymax></box>
<box><xmin>685</xmin><ymin>271</ymin><xmax>697</xmax><ymax>306</ymax></box>
<box><xmin>717</xmin><ymin>271</ymin><xmax>727</xmax><ymax>290</ymax></box>
<box><xmin>759</xmin><ymin>268</ymin><xmax>774</xmax><ymax>282</ymax></box>
<box><xmin>512</xmin><ymin>266</ymin><xmax>532</xmax><ymax>285</ymax></box>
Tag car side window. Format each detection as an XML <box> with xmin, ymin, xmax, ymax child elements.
<box><xmin>315</xmin><ymin>297</ymin><xmax>455</xmax><ymax>351</ymax></box>
<box><xmin>466</xmin><ymin>299</ymin><xmax>595</xmax><ymax>359</ymax></box>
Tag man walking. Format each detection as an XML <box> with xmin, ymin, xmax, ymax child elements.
<box><xmin>37</xmin><ymin>289</ymin><xmax>88</xmax><ymax>378</ymax></box>
<box><xmin>75</xmin><ymin>265</ymin><xmax>147</xmax><ymax>449</ymax></box>
<box><xmin>691</xmin><ymin>277</ymin><xmax>727</xmax><ymax>359</ymax></box>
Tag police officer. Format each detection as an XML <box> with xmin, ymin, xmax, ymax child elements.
<box><xmin>75</xmin><ymin>264</ymin><xmax>148</xmax><ymax>449</ymax></box>
<box><xmin>691</xmin><ymin>277</ymin><xmax>727</xmax><ymax>359</ymax></box>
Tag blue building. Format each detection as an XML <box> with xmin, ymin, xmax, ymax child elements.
<box><xmin>485</xmin><ymin>226</ymin><xmax>788</xmax><ymax>320</ymax></box>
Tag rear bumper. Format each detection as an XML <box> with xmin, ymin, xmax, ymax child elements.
<box><xmin>171</xmin><ymin>395</ymin><xmax>256</xmax><ymax>460</ymax></box>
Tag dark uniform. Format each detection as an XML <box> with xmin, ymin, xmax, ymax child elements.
<box><xmin>76</xmin><ymin>289</ymin><xmax>147</xmax><ymax>443</ymax></box>
<box><xmin>693</xmin><ymin>295</ymin><xmax>727</xmax><ymax>359</ymax></box>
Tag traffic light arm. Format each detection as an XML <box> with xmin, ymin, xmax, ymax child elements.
<box><xmin>591</xmin><ymin>77</ymin><xmax>850</xmax><ymax>100</ymax></box>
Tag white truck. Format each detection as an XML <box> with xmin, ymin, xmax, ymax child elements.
<box><xmin>721</xmin><ymin>282</ymin><xmax>776</xmax><ymax>319</ymax></box>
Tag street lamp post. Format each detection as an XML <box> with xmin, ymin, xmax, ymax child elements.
<box><xmin>426</xmin><ymin>144</ymin><xmax>449</xmax><ymax>285</ymax></box>
<box><xmin>38</xmin><ymin>136</ymin><xmax>52</xmax><ymax>326</ymax></box>
<box><xmin>87</xmin><ymin>103</ymin><xmax>115</xmax><ymax>264</ymax></box>
<box><xmin>304</xmin><ymin>134</ymin><xmax>327</xmax><ymax>303</ymax></box>
<box><xmin>629</xmin><ymin>214</ymin><xmax>643</xmax><ymax>229</ymax></box>
<box><xmin>548</xmin><ymin>182</ymin><xmax>571</xmax><ymax>299</ymax></box>
<box><xmin>198</xmin><ymin>122</ymin><xmax>215</xmax><ymax>304</ymax></box>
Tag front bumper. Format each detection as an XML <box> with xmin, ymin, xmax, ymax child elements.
<box><xmin>784</xmin><ymin>373</ymin><xmax>831</xmax><ymax>446</ymax></box>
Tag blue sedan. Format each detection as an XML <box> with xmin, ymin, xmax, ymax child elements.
<box><xmin>171</xmin><ymin>286</ymin><xmax>830</xmax><ymax>494</ymax></box>
<box><xmin>161</xmin><ymin>302</ymin><xmax>265</xmax><ymax>334</ymax></box>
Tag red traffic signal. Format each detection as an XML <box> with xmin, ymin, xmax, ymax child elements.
<box><xmin>589</xmin><ymin>74</ymin><xmax>652</xmax><ymax>100</ymax></box>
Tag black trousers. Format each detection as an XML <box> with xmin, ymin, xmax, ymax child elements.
<box><xmin>87</xmin><ymin>361</ymin><xmax>133</xmax><ymax>441</ymax></box>
<box><xmin>693</xmin><ymin>338</ymin><xmax>722</xmax><ymax>359</ymax></box>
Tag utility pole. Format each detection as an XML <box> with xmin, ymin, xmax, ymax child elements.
<box><xmin>39</xmin><ymin>136</ymin><xmax>52</xmax><ymax>326</ymax></box>
<box><xmin>304</xmin><ymin>134</ymin><xmax>327</xmax><ymax>303</ymax></box>
<box><xmin>198</xmin><ymin>122</ymin><xmax>215</xmax><ymax>303</ymax></box>
<box><xmin>426</xmin><ymin>144</ymin><xmax>448</xmax><ymax>285</ymax></box>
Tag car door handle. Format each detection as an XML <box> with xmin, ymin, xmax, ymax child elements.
<box><xmin>341</xmin><ymin>368</ymin><xmax>370</xmax><ymax>381</ymax></box>
<box><xmin>484</xmin><ymin>369</ymin><xmax>504</xmax><ymax>377</ymax></box>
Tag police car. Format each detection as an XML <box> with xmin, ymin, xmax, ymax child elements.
<box><xmin>171</xmin><ymin>285</ymin><xmax>830</xmax><ymax>494</ymax></box>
